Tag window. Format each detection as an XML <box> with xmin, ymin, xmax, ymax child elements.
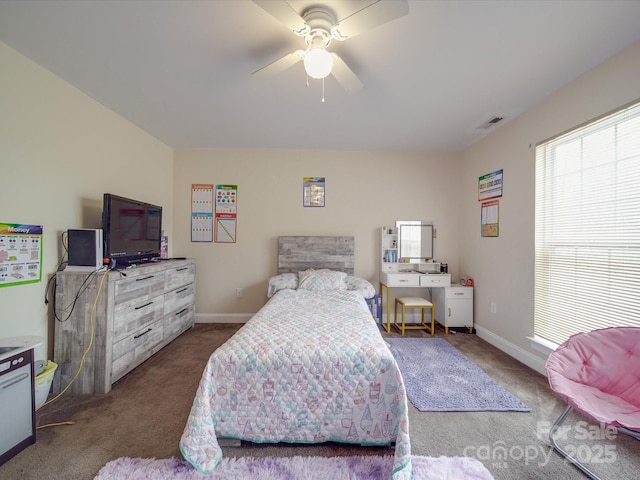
<box><xmin>534</xmin><ymin>100</ymin><xmax>640</xmax><ymax>346</ymax></box>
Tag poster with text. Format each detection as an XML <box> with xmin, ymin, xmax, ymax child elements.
<box><xmin>478</xmin><ymin>169</ymin><xmax>503</xmax><ymax>201</ymax></box>
<box><xmin>191</xmin><ymin>184</ymin><xmax>214</xmax><ymax>242</ymax></box>
<box><xmin>215</xmin><ymin>185</ymin><xmax>237</xmax><ymax>243</ymax></box>
<box><xmin>303</xmin><ymin>177</ymin><xmax>325</xmax><ymax>207</ymax></box>
<box><xmin>481</xmin><ymin>200</ymin><xmax>499</xmax><ymax>237</ymax></box>
<box><xmin>0</xmin><ymin>223</ymin><xmax>43</xmax><ymax>287</ymax></box>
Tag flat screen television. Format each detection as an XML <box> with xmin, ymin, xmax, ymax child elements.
<box><xmin>102</xmin><ymin>193</ymin><xmax>162</xmax><ymax>267</ymax></box>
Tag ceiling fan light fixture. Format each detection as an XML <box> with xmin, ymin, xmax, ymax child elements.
<box><xmin>304</xmin><ymin>47</ymin><xmax>333</xmax><ymax>79</ymax></box>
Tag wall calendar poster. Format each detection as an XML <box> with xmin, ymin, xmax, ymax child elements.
<box><xmin>215</xmin><ymin>185</ymin><xmax>237</xmax><ymax>243</ymax></box>
<box><xmin>481</xmin><ymin>200</ymin><xmax>500</xmax><ymax>237</ymax></box>
<box><xmin>191</xmin><ymin>184</ymin><xmax>214</xmax><ymax>242</ymax></box>
<box><xmin>478</xmin><ymin>169</ymin><xmax>503</xmax><ymax>201</ymax></box>
<box><xmin>0</xmin><ymin>223</ymin><xmax>43</xmax><ymax>287</ymax></box>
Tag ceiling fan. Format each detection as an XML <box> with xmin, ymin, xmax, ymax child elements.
<box><xmin>252</xmin><ymin>0</ymin><xmax>409</xmax><ymax>94</ymax></box>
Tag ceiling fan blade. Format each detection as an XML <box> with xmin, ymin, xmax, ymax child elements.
<box><xmin>331</xmin><ymin>54</ymin><xmax>363</xmax><ymax>94</ymax></box>
<box><xmin>253</xmin><ymin>0</ymin><xmax>308</xmax><ymax>36</ymax></box>
<box><xmin>252</xmin><ymin>51</ymin><xmax>303</xmax><ymax>79</ymax></box>
<box><xmin>331</xmin><ymin>0</ymin><xmax>409</xmax><ymax>41</ymax></box>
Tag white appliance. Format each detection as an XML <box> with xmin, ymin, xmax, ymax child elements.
<box><xmin>0</xmin><ymin>347</ymin><xmax>36</xmax><ymax>465</ymax></box>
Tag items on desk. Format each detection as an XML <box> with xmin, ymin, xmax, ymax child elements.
<box><xmin>460</xmin><ymin>277</ymin><xmax>474</xmax><ymax>286</ymax></box>
<box><xmin>384</xmin><ymin>250</ymin><xmax>397</xmax><ymax>263</ymax></box>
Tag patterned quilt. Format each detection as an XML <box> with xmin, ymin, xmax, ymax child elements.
<box><xmin>180</xmin><ymin>288</ymin><xmax>412</xmax><ymax>479</ymax></box>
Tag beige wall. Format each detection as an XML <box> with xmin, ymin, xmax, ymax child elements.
<box><xmin>3</xmin><ymin>33</ymin><xmax>639</xmax><ymax>374</ymax></box>
<box><xmin>173</xmin><ymin>149</ymin><xmax>462</xmax><ymax>318</ymax></box>
<box><xmin>459</xmin><ymin>40</ymin><xmax>640</xmax><ymax>373</ymax></box>
<box><xmin>0</xmin><ymin>42</ymin><xmax>173</xmax><ymax>361</ymax></box>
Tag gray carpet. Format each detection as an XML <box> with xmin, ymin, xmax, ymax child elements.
<box><xmin>1</xmin><ymin>324</ymin><xmax>639</xmax><ymax>480</ymax></box>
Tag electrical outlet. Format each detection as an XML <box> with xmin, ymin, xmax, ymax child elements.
<box><xmin>236</xmin><ymin>287</ymin><xmax>243</xmax><ymax>298</ymax></box>
<box><xmin>490</xmin><ymin>302</ymin><xmax>497</xmax><ymax>314</ymax></box>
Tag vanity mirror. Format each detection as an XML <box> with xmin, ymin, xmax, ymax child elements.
<box><xmin>395</xmin><ymin>221</ymin><xmax>434</xmax><ymax>263</ymax></box>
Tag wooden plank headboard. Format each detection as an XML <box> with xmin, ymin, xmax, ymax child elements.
<box><xmin>278</xmin><ymin>236</ymin><xmax>354</xmax><ymax>274</ymax></box>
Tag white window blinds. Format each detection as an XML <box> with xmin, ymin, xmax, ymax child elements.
<box><xmin>534</xmin><ymin>100</ymin><xmax>640</xmax><ymax>346</ymax></box>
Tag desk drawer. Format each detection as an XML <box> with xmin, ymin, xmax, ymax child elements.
<box><xmin>444</xmin><ymin>285</ymin><xmax>473</xmax><ymax>299</ymax></box>
<box><xmin>420</xmin><ymin>274</ymin><xmax>451</xmax><ymax>287</ymax></box>
<box><xmin>384</xmin><ymin>273</ymin><xmax>420</xmax><ymax>287</ymax></box>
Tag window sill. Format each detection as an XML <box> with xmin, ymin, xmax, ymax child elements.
<box><xmin>527</xmin><ymin>336</ymin><xmax>558</xmax><ymax>357</ymax></box>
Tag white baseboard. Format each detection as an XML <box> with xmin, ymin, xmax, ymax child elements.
<box><xmin>195</xmin><ymin>313</ymin><xmax>252</xmax><ymax>324</ymax></box>
<box><xmin>474</xmin><ymin>325</ymin><xmax>548</xmax><ymax>376</ymax></box>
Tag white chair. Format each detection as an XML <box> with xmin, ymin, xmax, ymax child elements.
<box><xmin>393</xmin><ymin>297</ymin><xmax>435</xmax><ymax>336</ymax></box>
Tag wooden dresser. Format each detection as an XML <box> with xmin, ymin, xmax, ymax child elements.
<box><xmin>53</xmin><ymin>259</ymin><xmax>195</xmax><ymax>394</ymax></box>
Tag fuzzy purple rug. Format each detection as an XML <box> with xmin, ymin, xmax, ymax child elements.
<box><xmin>387</xmin><ymin>338</ymin><xmax>531</xmax><ymax>412</ymax></box>
<box><xmin>94</xmin><ymin>455</ymin><xmax>494</xmax><ymax>480</ymax></box>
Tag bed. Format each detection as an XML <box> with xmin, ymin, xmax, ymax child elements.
<box><xmin>180</xmin><ymin>237</ymin><xmax>412</xmax><ymax>479</ymax></box>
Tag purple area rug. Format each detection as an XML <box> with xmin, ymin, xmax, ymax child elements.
<box><xmin>387</xmin><ymin>338</ymin><xmax>530</xmax><ymax>412</ymax></box>
<box><xmin>94</xmin><ymin>455</ymin><xmax>494</xmax><ymax>480</ymax></box>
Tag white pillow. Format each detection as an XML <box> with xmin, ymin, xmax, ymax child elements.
<box><xmin>346</xmin><ymin>275</ymin><xmax>376</xmax><ymax>298</ymax></box>
<box><xmin>297</xmin><ymin>269</ymin><xmax>347</xmax><ymax>292</ymax></box>
<box><xmin>266</xmin><ymin>273</ymin><xmax>298</xmax><ymax>298</ymax></box>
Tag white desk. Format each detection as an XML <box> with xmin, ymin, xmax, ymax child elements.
<box><xmin>379</xmin><ymin>272</ymin><xmax>451</xmax><ymax>333</ymax></box>
<box><xmin>432</xmin><ymin>284</ymin><xmax>474</xmax><ymax>334</ymax></box>
<box><xmin>0</xmin><ymin>336</ymin><xmax>44</xmax><ymax>362</ymax></box>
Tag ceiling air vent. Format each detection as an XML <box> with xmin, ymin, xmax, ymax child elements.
<box><xmin>476</xmin><ymin>116</ymin><xmax>505</xmax><ymax>130</ymax></box>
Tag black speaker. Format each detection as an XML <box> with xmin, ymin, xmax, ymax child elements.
<box><xmin>65</xmin><ymin>229</ymin><xmax>103</xmax><ymax>271</ymax></box>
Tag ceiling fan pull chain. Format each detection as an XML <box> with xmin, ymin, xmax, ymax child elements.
<box><xmin>322</xmin><ymin>77</ymin><xmax>325</xmax><ymax>103</ymax></box>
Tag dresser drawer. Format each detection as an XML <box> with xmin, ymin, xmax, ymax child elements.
<box><xmin>164</xmin><ymin>284</ymin><xmax>194</xmax><ymax>316</ymax></box>
<box><xmin>111</xmin><ymin>318</ymin><xmax>164</xmax><ymax>382</ymax></box>
<box><xmin>164</xmin><ymin>304</ymin><xmax>194</xmax><ymax>340</ymax></box>
<box><xmin>112</xmin><ymin>296</ymin><xmax>164</xmax><ymax>342</ymax></box>
<box><xmin>114</xmin><ymin>272</ymin><xmax>165</xmax><ymax>310</ymax></box>
<box><xmin>164</xmin><ymin>263</ymin><xmax>195</xmax><ymax>292</ymax></box>
<box><xmin>420</xmin><ymin>274</ymin><xmax>451</xmax><ymax>287</ymax></box>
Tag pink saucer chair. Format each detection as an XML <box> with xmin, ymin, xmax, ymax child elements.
<box><xmin>545</xmin><ymin>326</ymin><xmax>640</xmax><ymax>479</ymax></box>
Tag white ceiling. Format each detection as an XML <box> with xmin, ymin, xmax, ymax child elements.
<box><xmin>1</xmin><ymin>0</ymin><xmax>640</xmax><ymax>153</ymax></box>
